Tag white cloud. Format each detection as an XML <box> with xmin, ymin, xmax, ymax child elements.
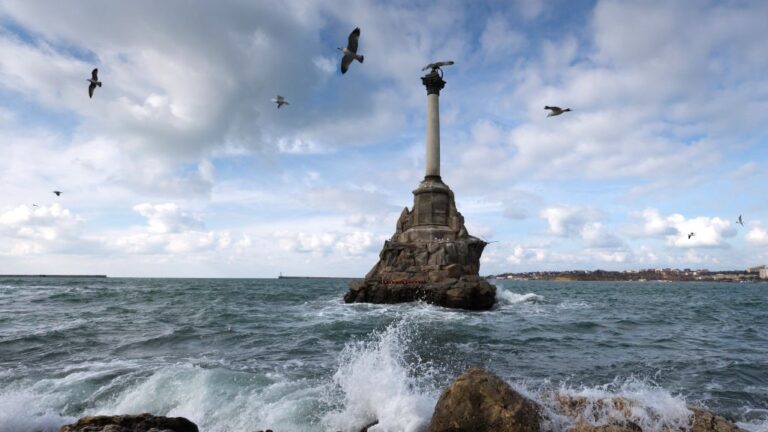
<box><xmin>132</xmin><ymin>203</ymin><xmax>204</xmax><ymax>234</ymax></box>
<box><xmin>506</xmin><ymin>245</ymin><xmax>548</xmax><ymax>265</ymax></box>
<box><xmin>540</xmin><ymin>206</ymin><xmax>603</xmax><ymax>237</ymax></box>
<box><xmin>480</xmin><ymin>14</ymin><xmax>525</xmax><ymax>59</ymax></box>
<box><xmin>632</xmin><ymin>208</ymin><xmax>736</xmax><ymax>248</ymax></box>
<box><xmin>746</xmin><ymin>227</ymin><xmax>768</xmax><ymax>245</ymax></box>
<box><xmin>580</xmin><ymin>222</ymin><xmax>623</xmax><ymax>248</ymax></box>
<box><xmin>0</xmin><ymin>204</ymin><xmax>88</xmax><ymax>255</ymax></box>
<box><xmin>274</xmin><ymin>230</ymin><xmax>379</xmax><ymax>257</ymax></box>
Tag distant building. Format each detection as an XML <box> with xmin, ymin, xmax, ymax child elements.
<box><xmin>748</xmin><ymin>265</ymin><xmax>767</xmax><ymax>273</ymax></box>
<box><xmin>760</xmin><ymin>268</ymin><xmax>768</xmax><ymax>280</ymax></box>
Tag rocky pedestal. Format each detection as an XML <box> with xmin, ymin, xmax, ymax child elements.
<box><xmin>344</xmin><ymin>176</ymin><xmax>496</xmax><ymax>310</ymax></box>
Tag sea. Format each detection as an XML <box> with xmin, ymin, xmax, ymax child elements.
<box><xmin>0</xmin><ymin>277</ymin><xmax>766</xmax><ymax>432</ymax></box>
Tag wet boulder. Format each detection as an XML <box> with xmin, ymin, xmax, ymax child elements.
<box><xmin>59</xmin><ymin>413</ymin><xmax>199</xmax><ymax>432</ymax></box>
<box><xmin>428</xmin><ymin>368</ymin><xmax>540</xmax><ymax>432</ymax></box>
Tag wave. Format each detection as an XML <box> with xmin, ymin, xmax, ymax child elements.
<box><xmin>537</xmin><ymin>377</ymin><xmax>692</xmax><ymax>431</ymax></box>
<box><xmin>497</xmin><ymin>288</ymin><xmax>545</xmax><ymax>305</ymax></box>
<box><xmin>0</xmin><ymin>389</ymin><xmax>76</xmax><ymax>432</ymax></box>
<box><xmin>2</xmin><ymin>319</ymin><xmax>765</xmax><ymax>432</ymax></box>
<box><xmin>321</xmin><ymin>321</ymin><xmax>440</xmax><ymax>432</ymax></box>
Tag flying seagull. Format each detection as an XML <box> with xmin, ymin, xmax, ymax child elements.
<box><xmin>737</xmin><ymin>215</ymin><xmax>744</xmax><ymax>226</ymax></box>
<box><xmin>422</xmin><ymin>61</ymin><xmax>455</xmax><ymax>71</ymax></box>
<box><xmin>87</xmin><ymin>68</ymin><xmax>102</xmax><ymax>98</ymax></box>
<box><xmin>339</xmin><ymin>27</ymin><xmax>364</xmax><ymax>74</ymax></box>
<box><xmin>32</xmin><ymin>204</ymin><xmax>38</xmax><ymax>207</ymax></box>
<box><xmin>545</xmin><ymin>106</ymin><xmax>572</xmax><ymax>117</ymax></box>
<box><xmin>688</xmin><ymin>232</ymin><xmax>695</xmax><ymax>239</ymax></box>
<box><xmin>271</xmin><ymin>95</ymin><xmax>289</xmax><ymax>109</ymax></box>
<box><xmin>53</xmin><ymin>191</ymin><xmax>62</xmax><ymax>196</ymax></box>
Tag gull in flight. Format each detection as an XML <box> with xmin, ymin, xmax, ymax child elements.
<box><xmin>271</xmin><ymin>95</ymin><xmax>289</xmax><ymax>109</ymax></box>
<box><xmin>32</xmin><ymin>204</ymin><xmax>39</xmax><ymax>207</ymax></box>
<box><xmin>422</xmin><ymin>61</ymin><xmax>454</xmax><ymax>71</ymax></box>
<box><xmin>339</xmin><ymin>27</ymin><xmax>364</xmax><ymax>74</ymax></box>
<box><xmin>87</xmin><ymin>68</ymin><xmax>102</xmax><ymax>98</ymax></box>
<box><xmin>688</xmin><ymin>232</ymin><xmax>695</xmax><ymax>239</ymax></box>
<box><xmin>545</xmin><ymin>106</ymin><xmax>571</xmax><ymax>117</ymax></box>
<box><xmin>737</xmin><ymin>215</ymin><xmax>744</xmax><ymax>226</ymax></box>
<box><xmin>53</xmin><ymin>191</ymin><xmax>62</xmax><ymax>196</ymax></box>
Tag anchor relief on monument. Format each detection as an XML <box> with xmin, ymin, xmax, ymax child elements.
<box><xmin>343</xmin><ymin>61</ymin><xmax>496</xmax><ymax>310</ymax></box>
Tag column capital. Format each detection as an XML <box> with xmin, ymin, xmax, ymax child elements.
<box><xmin>421</xmin><ymin>71</ymin><xmax>446</xmax><ymax>95</ymax></box>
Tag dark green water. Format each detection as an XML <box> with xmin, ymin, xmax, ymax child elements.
<box><xmin>0</xmin><ymin>278</ymin><xmax>766</xmax><ymax>431</ymax></box>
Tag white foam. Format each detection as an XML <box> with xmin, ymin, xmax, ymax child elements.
<box><xmin>497</xmin><ymin>288</ymin><xmax>544</xmax><ymax>305</ymax></box>
<box><xmin>0</xmin><ymin>389</ymin><xmax>76</xmax><ymax>432</ymax></box>
<box><xmin>322</xmin><ymin>321</ymin><xmax>439</xmax><ymax>432</ymax></box>
<box><xmin>738</xmin><ymin>419</ymin><xmax>768</xmax><ymax>432</ymax></box>
<box><xmin>531</xmin><ymin>376</ymin><xmax>693</xmax><ymax>432</ymax></box>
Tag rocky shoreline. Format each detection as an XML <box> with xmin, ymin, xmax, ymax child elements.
<box><xmin>58</xmin><ymin>368</ymin><xmax>743</xmax><ymax>432</ymax></box>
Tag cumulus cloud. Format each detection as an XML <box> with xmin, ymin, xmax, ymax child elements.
<box><xmin>108</xmin><ymin>203</ymin><xmax>246</xmax><ymax>256</ymax></box>
<box><xmin>1</xmin><ymin>0</ymin><xmax>766</xmax><ymax>276</ymax></box>
<box><xmin>506</xmin><ymin>244</ymin><xmax>548</xmax><ymax>265</ymax></box>
<box><xmin>274</xmin><ymin>230</ymin><xmax>379</xmax><ymax>257</ymax></box>
<box><xmin>540</xmin><ymin>206</ymin><xmax>603</xmax><ymax>237</ymax></box>
<box><xmin>746</xmin><ymin>227</ymin><xmax>768</xmax><ymax>246</ymax></box>
<box><xmin>0</xmin><ymin>204</ymin><xmax>87</xmax><ymax>255</ymax></box>
<box><xmin>132</xmin><ymin>203</ymin><xmax>204</xmax><ymax>234</ymax></box>
<box><xmin>480</xmin><ymin>14</ymin><xmax>525</xmax><ymax>59</ymax></box>
<box><xmin>632</xmin><ymin>208</ymin><xmax>736</xmax><ymax>248</ymax></box>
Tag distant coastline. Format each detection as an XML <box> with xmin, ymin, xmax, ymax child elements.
<box><xmin>0</xmin><ymin>274</ymin><xmax>107</xmax><ymax>278</ymax></box>
<box><xmin>489</xmin><ymin>267</ymin><xmax>768</xmax><ymax>283</ymax></box>
<box><xmin>277</xmin><ymin>275</ymin><xmax>360</xmax><ymax>280</ymax></box>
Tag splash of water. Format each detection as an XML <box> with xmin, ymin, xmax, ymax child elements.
<box><xmin>322</xmin><ymin>321</ymin><xmax>439</xmax><ymax>432</ymax></box>
<box><xmin>497</xmin><ymin>288</ymin><xmax>544</xmax><ymax>305</ymax></box>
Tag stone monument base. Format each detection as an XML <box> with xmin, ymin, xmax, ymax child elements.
<box><xmin>344</xmin><ymin>275</ymin><xmax>496</xmax><ymax>310</ymax></box>
<box><xmin>343</xmin><ymin>176</ymin><xmax>497</xmax><ymax>311</ymax></box>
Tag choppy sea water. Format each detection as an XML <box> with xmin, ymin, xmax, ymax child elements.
<box><xmin>0</xmin><ymin>277</ymin><xmax>767</xmax><ymax>432</ymax></box>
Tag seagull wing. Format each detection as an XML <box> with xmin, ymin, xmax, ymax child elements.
<box><xmin>545</xmin><ymin>106</ymin><xmax>561</xmax><ymax>112</ymax></box>
<box><xmin>89</xmin><ymin>82</ymin><xmax>96</xmax><ymax>98</ymax></box>
<box><xmin>341</xmin><ymin>54</ymin><xmax>353</xmax><ymax>74</ymax></box>
<box><xmin>347</xmin><ymin>27</ymin><xmax>360</xmax><ymax>53</ymax></box>
<box><xmin>92</xmin><ymin>68</ymin><xmax>98</xmax><ymax>81</ymax></box>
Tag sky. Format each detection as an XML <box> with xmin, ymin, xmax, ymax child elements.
<box><xmin>1</xmin><ymin>0</ymin><xmax>767</xmax><ymax>277</ymax></box>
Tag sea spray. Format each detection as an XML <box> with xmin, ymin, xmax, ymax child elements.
<box><xmin>322</xmin><ymin>320</ymin><xmax>440</xmax><ymax>432</ymax></box>
<box><xmin>0</xmin><ymin>388</ymin><xmax>76</xmax><ymax>432</ymax></box>
<box><xmin>530</xmin><ymin>376</ymin><xmax>693</xmax><ymax>432</ymax></box>
<box><xmin>497</xmin><ymin>288</ymin><xmax>545</xmax><ymax>305</ymax></box>
<box><xmin>88</xmin><ymin>364</ymin><xmax>324</xmax><ymax>432</ymax></box>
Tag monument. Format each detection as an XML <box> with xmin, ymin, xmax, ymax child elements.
<box><xmin>344</xmin><ymin>62</ymin><xmax>496</xmax><ymax>310</ymax></box>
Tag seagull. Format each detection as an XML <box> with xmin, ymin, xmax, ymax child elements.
<box><xmin>737</xmin><ymin>215</ymin><xmax>744</xmax><ymax>226</ymax></box>
<box><xmin>339</xmin><ymin>27</ymin><xmax>364</xmax><ymax>74</ymax></box>
<box><xmin>53</xmin><ymin>191</ymin><xmax>62</xmax><ymax>196</ymax></box>
<box><xmin>271</xmin><ymin>95</ymin><xmax>289</xmax><ymax>109</ymax></box>
<box><xmin>87</xmin><ymin>68</ymin><xmax>102</xmax><ymax>98</ymax></box>
<box><xmin>545</xmin><ymin>106</ymin><xmax>572</xmax><ymax>117</ymax></box>
<box><xmin>422</xmin><ymin>61</ymin><xmax>455</xmax><ymax>71</ymax></box>
<box><xmin>688</xmin><ymin>232</ymin><xmax>695</xmax><ymax>239</ymax></box>
<box><xmin>32</xmin><ymin>204</ymin><xmax>39</xmax><ymax>207</ymax></box>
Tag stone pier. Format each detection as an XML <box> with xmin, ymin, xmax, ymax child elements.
<box><xmin>343</xmin><ymin>65</ymin><xmax>496</xmax><ymax>310</ymax></box>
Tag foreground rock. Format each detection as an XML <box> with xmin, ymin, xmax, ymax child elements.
<box><xmin>428</xmin><ymin>368</ymin><xmax>540</xmax><ymax>431</ymax></box>
<box><xmin>428</xmin><ymin>368</ymin><xmax>742</xmax><ymax>432</ymax></box>
<box><xmin>344</xmin><ymin>177</ymin><xmax>496</xmax><ymax>310</ymax></box>
<box><xmin>59</xmin><ymin>413</ymin><xmax>199</xmax><ymax>432</ymax></box>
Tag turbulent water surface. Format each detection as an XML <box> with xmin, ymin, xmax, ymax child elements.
<box><xmin>1</xmin><ymin>277</ymin><xmax>767</xmax><ymax>432</ymax></box>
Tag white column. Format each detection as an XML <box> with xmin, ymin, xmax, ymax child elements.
<box><xmin>426</xmin><ymin>93</ymin><xmax>440</xmax><ymax>178</ymax></box>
